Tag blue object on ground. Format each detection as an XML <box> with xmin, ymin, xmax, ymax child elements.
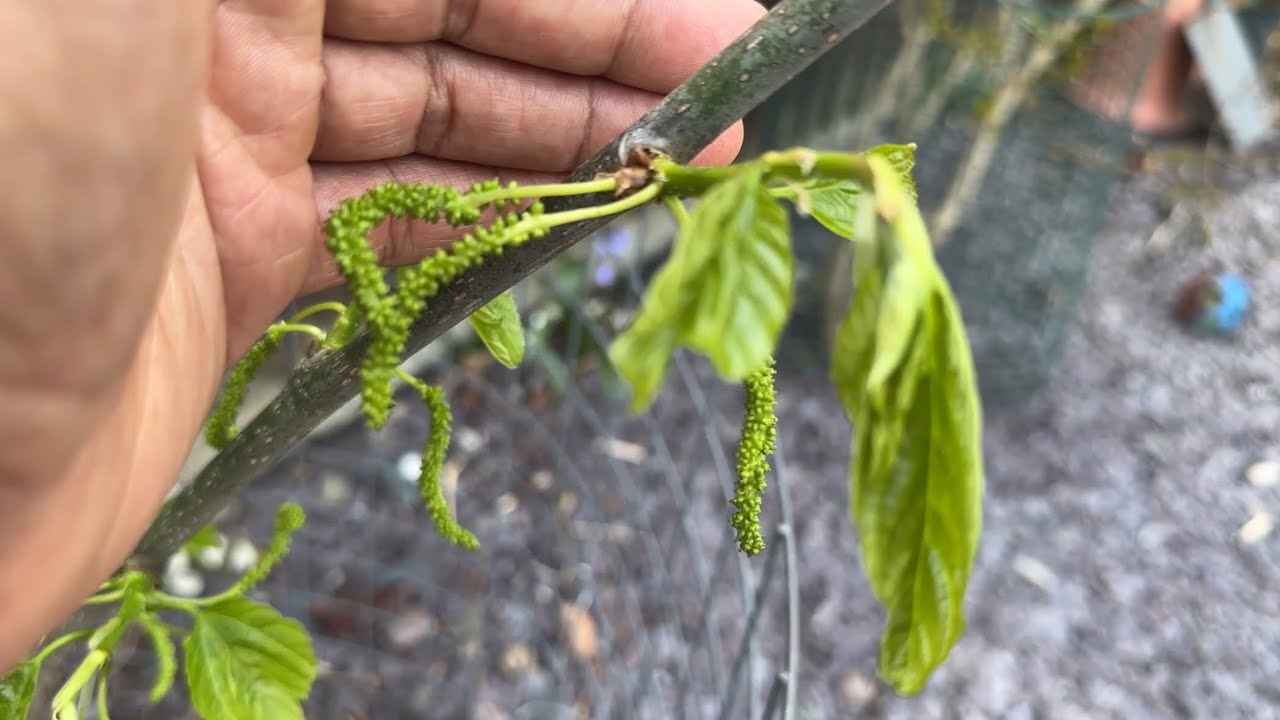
<box><xmin>1212</xmin><ymin>272</ymin><xmax>1251</xmax><ymax>333</ymax></box>
<box><xmin>1175</xmin><ymin>270</ymin><xmax>1251</xmax><ymax>337</ymax></box>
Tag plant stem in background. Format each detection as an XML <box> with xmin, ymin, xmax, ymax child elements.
<box><xmin>929</xmin><ymin>0</ymin><xmax>1112</xmax><ymax>247</ymax></box>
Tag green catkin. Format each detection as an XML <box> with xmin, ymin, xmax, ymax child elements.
<box><xmin>731</xmin><ymin>358</ymin><xmax>779</xmax><ymax>556</ymax></box>
<box><xmin>204</xmin><ymin>332</ymin><xmax>283</xmax><ymax>448</ymax></box>
<box><xmin>401</xmin><ymin>376</ymin><xmax>479</xmax><ymax>549</ymax></box>
<box><xmin>138</xmin><ymin>615</ymin><xmax>176</xmax><ymax>704</ymax></box>
<box><xmin>322</xmin><ymin>180</ymin><xmax>546</xmax><ymax>429</ymax></box>
<box><xmin>229</xmin><ymin>502</ymin><xmax>306</xmax><ymax>596</ymax></box>
<box><xmin>357</xmin><ymin>201</ymin><xmax>548</xmax><ymax>428</ymax></box>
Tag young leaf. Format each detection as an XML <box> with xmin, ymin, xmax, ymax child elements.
<box><xmin>468</xmin><ymin>290</ymin><xmax>525</xmax><ymax>369</ymax></box>
<box><xmin>679</xmin><ymin>169</ymin><xmax>795</xmax><ymax>381</ymax></box>
<box><xmin>864</xmin><ymin>258</ymin><xmax>927</xmax><ymax>406</ymax></box>
<box><xmin>773</xmin><ymin>179</ymin><xmax>862</xmax><ymax>241</ymax></box>
<box><xmin>855</xmin><ymin>287</ymin><xmax>983</xmax><ymax>695</ymax></box>
<box><xmin>864</xmin><ymin>143</ymin><xmax>918</xmax><ymax>203</ymax></box>
<box><xmin>184</xmin><ymin>597</ymin><xmax>317</xmax><ymax>720</ymax></box>
<box><xmin>832</xmin><ymin>152</ymin><xmax>983</xmax><ymax>695</ymax></box>
<box><xmin>609</xmin><ymin>173</ymin><xmax>737</xmax><ymax>412</ymax></box>
<box><xmin>611</xmin><ymin>163</ymin><xmax>792</xmax><ymax>410</ymax></box>
<box><xmin>0</xmin><ymin>661</ymin><xmax>38</xmax><ymax>719</ymax></box>
<box><xmin>183</xmin><ymin>525</ymin><xmax>222</xmax><ymax>557</ymax></box>
<box><xmin>607</xmin><ymin>316</ymin><xmax>682</xmax><ymax>414</ymax></box>
<box><xmin>805</xmin><ymin>181</ymin><xmax>863</xmax><ymax>240</ymax></box>
<box><xmin>830</xmin><ymin>194</ymin><xmax>886</xmax><ymax>414</ymax></box>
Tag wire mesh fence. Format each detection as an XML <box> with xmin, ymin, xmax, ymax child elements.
<box><xmin>39</xmin><ymin>2</ymin><xmax>1242</xmax><ymax>718</ymax></box>
<box><xmin>750</xmin><ymin>0</ymin><xmax>1162</xmax><ymax>407</ymax></box>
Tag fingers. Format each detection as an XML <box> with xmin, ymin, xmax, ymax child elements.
<box><xmin>313</xmin><ymin>39</ymin><xmax>743</xmax><ymax>172</ymax></box>
<box><xmin>324</xmin><ymin>0</ymin><xmax>767</xmax><ymax>94</ymax></box>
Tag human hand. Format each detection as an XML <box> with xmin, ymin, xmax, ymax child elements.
<box><xmin>0</xmin><ymin>0</ymin><xmax>763</xmax><ymax>674</ymax></box>
<box><xmin>1160</xmin><ymin>0</ymin><xmax>1204</xmax><ymax>25</ymax></box>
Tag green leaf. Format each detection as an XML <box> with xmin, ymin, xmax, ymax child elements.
<box><xmin>830</xmin><ymin>195</ymin><xmax>886</xmax><ymax>414</ymax></box>
<box><xmin>610</xmin><ymin>170</ymin><xmax>767</xmax><ymax>412</ymax></box>
<box><xmin>608</xmin><ymin>302</ymin><xmax>683</xmax><ymax>413</ymax></box>
<box><xmin>679</xmin><ymin>170</ymin><xmax>794</xmax><ymax>380</ymax></box>
<box><xmin>0</xmin><ymin>661</ymin><xmax>38</xmax><ymax>719</ymax></box>
<box><xmin>184</xmin><ymin>597</ymin><xmax>316</xmax><ymax>720</ymax></box>
<box><xmin>864</xmin><ymin>257</ymin><xmax>927</xmax><ymax>405</ymax></box>
<box><xmin>468</xmin><ymin>290</ymin><xmax>525</xmax><ymax>369</ymax></box>
<box><xmin>854</xmin><ymin>286</ymin><xmax>983</xmax><ymax>695</ymax></box>
<box><xmin>805</xmin><ymin>181</ymin><xmax>863</xmax><ymax>240</ymax></box>
<box><xmin>183</xmin><ymin>525</ymin><xmax>222</xmax><ymax>557</ymax></box>
<box><xmin>864</xmin><ymin>143</ymin><xmax>918</xmax><ymax>203</ymax></box>
<box><xmin>831</xmin><ymin>158</ymin><xmax>983</xmax><ymax>695</ymax></box>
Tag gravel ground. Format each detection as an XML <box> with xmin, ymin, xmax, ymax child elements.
<box><xmin>84</xmin><ymin>141</ymin><xmax>1280</xmax><ymax>720</ymax></box>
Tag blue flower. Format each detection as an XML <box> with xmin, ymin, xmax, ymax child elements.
<box><xmin>590</xmin><ymin>226</ymin><xmax>634</xmax><ymax>288</ymax></box>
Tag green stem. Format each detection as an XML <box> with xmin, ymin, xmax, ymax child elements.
<box><xmin>95</xmin><ymin>661</ymin><xmax>112</xmax><ymax>720</ymax></box>
<box><xmin>287</xmin><ymin>301</ymin><xmax>348</xmax><ymax>324</ymax></box>
<box><xmin>534</xmin><ymin>182</ymin><xmax>661</xmax><ymax>230</ymax></box>
<box><xmin>654</xmin><ymin>151</ymin><xmax>877</xmax><ymax>198</ymax></box>
<box><xmin>463</xmin><ymin>177</ymin><xmax>618</xmax><ymax>209</ymax></box>
<box><xmin>146</xmin><ymin>592</ymin><xmax>208</xmax><ymax>612</ymax></box>
<box><xmin>761</xmin><ymin>149</ymin><xmax>876</xmax><ymax>186</ymax></box>
<box><xmin>664</xmin><ymin>195</ymin><xmax>693</xmax><ymax>228</ymax></box>
<box><xmin>269</xmin><ymin>323</ymin><xmax>328</xmax><ymax>344</ymax></box>
<box><xmin>50</xmin><ymin>648</ymin><xmax>109</xmax><ymax>713</ymax></box>
<box><xmin>394</xmin><ymin>367</ymin><xmax>428</xmax><ymax>395</ymax></box>
<box><xmin>31</xmin><ymin>630</ymin><xmax>94</xmax><ymax>665</ymax></box>
<box><xmin>82</xmin><ymin>590</ymin><xmax>125</xmax><ymax>606</ymax></box>
<box><xmin>653</xmin><ymin>159</ymin><xmax>748</xmax><ymax>196</ymax></box>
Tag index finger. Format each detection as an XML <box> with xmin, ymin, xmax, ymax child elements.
<box><xmin>324</xmin><ymin>0</ymin><xmax>767</xmax><ymax>94</ymax></box>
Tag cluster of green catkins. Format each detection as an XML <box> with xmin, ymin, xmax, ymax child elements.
<box><xmin>205</xmin><ymin>180</ymin><xmax>551</xmax><ymax>550</ymax></box>
<box><xmin>731</xmin><ymin>358</ymin><xmax>778</xmax><ymax>555</ymax></box>
<box><xmin>322</xmin><ymin>180</ymin><xmax>546</xmax><ymax>429</ymax></box>
<box><xmin>204</xmin><ymin>174</ymin><xmax>777</xmax><ymax>557</ymax></box>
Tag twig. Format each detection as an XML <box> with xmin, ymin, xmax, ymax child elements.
<box><xmin>929</xmin><ymin>0</ymin><xmax>1111</xmax><ymax>248</ymax></box>
<box><xmin>131</xmin><ymin>0</ymin><xmax>899</xmax><ymax>570</ymax></box>
<box><xmin>844</xmin><ymin>0</ymin><xmax>932</xmax><ymax>149</ymax></box>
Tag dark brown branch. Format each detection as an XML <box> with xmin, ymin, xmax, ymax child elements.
<box><xmin>132</xmin><ymin>0</ymin><xmax>897</xmax><ymax>570</ymax></box>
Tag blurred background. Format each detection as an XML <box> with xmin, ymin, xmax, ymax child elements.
<box><xmin>96</xmin><ymin>1</ymin><xmax>1280</xmax><ymax>717</ymax></box>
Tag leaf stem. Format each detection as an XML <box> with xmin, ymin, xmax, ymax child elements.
<box><xmin>50</xmin><ymin>648</ymin><xmax>109</xmax><ymax>713</ymax></box>
<box><xmin>82</xmin><ymin>590</ymin><xmax>125</xmax><ymax>606</ymax></box>
<box><xmin>270</xmin><ymin>323</ymin><xmax>329</xmax><ymax>344</ymax></box>
<box><xmin>463</xmin><ymin>177</ymin><xmax>618</xmax><ymax>208</ymax></box>
<box><xmin>31</xmin><ymin>629</ymin><xmax>94</xmax><ymax>665</ymax></box>
<box><xmin>535</xmin><ymin>182</ymin><xmax>661</xmax><ymax>230</ymax></box>
<box><xmin>287</xmin><ymin>301</ymin><xmax>348</xmax><ymax>324</ymax></box>
<box><xmin>653</xmin><ymin>151</ymin><xmax>878</xmax><ymax>199</ymax></box>
<box><xmin>663</xmin><ymin>195</ymin><xmax>692</xmax><ymax>228</ymax></box>
<box><xmin>95</xmin><ymin>661</ymin><xmax>113</xmax><ymax>720</ymax></box>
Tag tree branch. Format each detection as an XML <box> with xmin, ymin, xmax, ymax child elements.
<box><xmin>132</xmin><ymin>0</ymin><xmax>898</xmax><ymax>571</ymax></box>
